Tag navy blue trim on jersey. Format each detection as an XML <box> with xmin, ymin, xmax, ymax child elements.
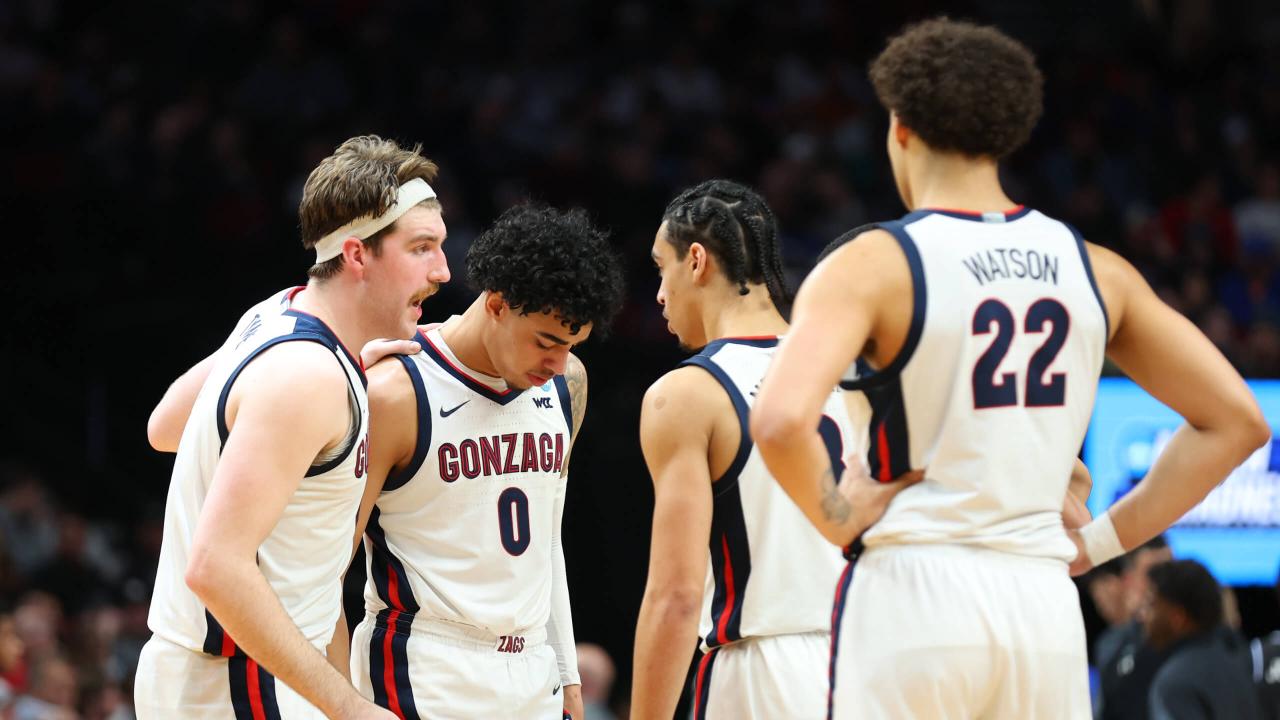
<box><xmin>365</xmin><ymin>507</ymin><xmax>421</xmax><ymax>613</ymax></box>
<box><xmin>693</xmin><ymin>646</ymin><xmax>721</xmax><ymax>720</ymax></box>
<box><xmin>216</xmin><ymin>331</ymin><xmax>365</xmax><ymax>477</ymax></box>
<box><xmin>282</xmin><ymin>309</ymin><xmax>367</xmax><ymax>388</ymax></box>
<box><xmin>553</xmin><ymin>375</ymin><xmax>574</xmax><ymax>435</ymax></box>
<box><xmin>827</xmin><ymin>558</ymin><xmax>858</xmax><ymax>720</ymax></box>
<box><xmin>228</xmin><ymin>655</ymin><xmax>282</xmax><ymax>720</ymax></box>
<box><xmin>1064</xmin><ymin>221</ymin><xmax>1111</xmax><ymax>341</ymax></box>
<box><xmin>679</xmin><ymin>355</ymin><xmax>752</xmax><ymax>484</ymax></box>
<box><xmin>699</xmin><ymin>336</ymin><xmax>780</xmax><ymax>354</ymax></box>
<box><xmin>901</xmin><ymin>206</ymin><xmax>1033</xmax><ymax>224</ymax></box>
<box><xmin>839</xmin><ymin>218</ymin><xmax>927</xmax><ymax>391</ymax></box>
<box><xmin>680</xmin><ymin>350</ymin><xmax>753</xmax><ymax>648</ymax></box>
<box><xmin>202</xmin><ymin>609</ymin><xmax>242</xmax><ymax>658</ymax></box>
<box><xmin>420</xmin><ymin>330</ymin><xmax>526</xmax><ymax>405</ymax></box>
<box><xmin>863</xmin><ymin>376</ymin><xmax>913</xmax><ymax>482</ymax></box>
<box><xmin>383</xmin><ymin>356</ymin><xmax>432</xmax><ymax>492</ymax></box>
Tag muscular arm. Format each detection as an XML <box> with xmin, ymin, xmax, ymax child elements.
<box><xmin>550</xmin><ymin>354</ymin><xmax>586</xmax><ymax>720</ymax></box>
<box><xmin>1071</xmin><ymin>245</ymin><xmax>1269</xmax><ymax>570</ymax></box>
<box><xmin>184</xmin><ymin>342</ymin><xmax>383</xmax><ymax>719</ymax></box>
<box><xmin>752</xmin><ymin>232</ymin><xmax>920</xmax><ymax>547</ymax></box>
<box><xmin>148</xmin><ymin>352</ymin><xmax>217</xmax><ymax>452</ymax></box>
<box><xmin>329</xmin><ymin>359</ymin><xmax>419</xmax><ymax>679</ymax></box>
<box><xmin>630</xmin><ymin>368</ymin><xmax>718</xmax><ymax>720</ymax></box>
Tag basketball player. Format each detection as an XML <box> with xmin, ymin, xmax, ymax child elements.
<box><xmin>342</xmin><ymin>203</ymin><xmax>624</xmax><ymax>719</ymax></box>
<box><xmin>629</xmin><ymin>181</ymin><xmax>918</xmax><ymax>720</ymax></box>
<box><xmin>751</xmin><ymin>18</ymin><xmax>1269</xmax><ymax>719</ymax></box>
<box><xmin>136</xmin><ymin>136</ymin><xmax>450</xmax><ymax>719</ymax></box>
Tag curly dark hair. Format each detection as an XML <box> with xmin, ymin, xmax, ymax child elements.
<box><xmin>466</xmin><ymin>203</ymin><xmax>625</xmax><ymax>336</ymax></box>
<box><xmin>1148</xmin><ymin>559</ymin><xmax>1223</xmax><ymax>631</ymax></box>
<box><xmin>661</xmin><ymin>179</ymin><xmax>790</xmax><ymax>307</ymax></box>
<box><xmin>869</xmin><ymin>17</ymin><xmax>1043</xmax><ymax>159</ymax></box>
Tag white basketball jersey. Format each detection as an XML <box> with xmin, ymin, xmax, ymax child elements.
<box><xmin>843</xmin><ymin>208</ymin><xmax>1108</xmax><ymax>561</ymax></box>
<box><xmin>684</xmin><ymin>338</ymin><xmax>860</xmax><ymax>650</ymax></box>
<box><xmin>362</xmin><ymin>327</ymin><xmax>572</xmax><ymax>637</ymax></box>
<box><xmin>148</xmin><ymin>287</ymin><xmax>370</xmax><ymax>656</ymax></box>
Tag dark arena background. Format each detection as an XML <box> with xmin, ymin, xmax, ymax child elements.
<box><xmin>1</xmin><ymin>1</ymin><xmax>1278</xmax><ymax>717</ymax></box>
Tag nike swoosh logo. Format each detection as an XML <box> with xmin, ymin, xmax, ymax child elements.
<box><xmin>552</xmin><ymin>684</ymin><xmax>561</xmax><ymax>696</ymax></box>
<box><xmin>440</xmin><ymin>400</ymin><xmax>470</xmax><ymax>418</ymax></box>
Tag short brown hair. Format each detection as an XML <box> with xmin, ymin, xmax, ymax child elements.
<box><xmin>869</xmin><ymin>17</ymin><xmax>1043</xmax><ymax>159</ymax></box>
<box><xmin>299</xmin><ymin>135</ymin><xmax>441</xmax><ymax>280</ymax></box>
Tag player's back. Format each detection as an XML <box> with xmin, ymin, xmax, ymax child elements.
<box><xmin>363</xmin><ymin>327</ymin><xmax>572</xmax><ymax>636</ymax></box>
<box><xmin>846</xmin><ymin>208</ymin><xmax>1107</xmax><ymax>561</ymax></box>
<box><xmin>684</xmin><ymin>338</ymin><xmax>857</xmax><ymax>649</ymax></box>
<box><xmin>148</xmin><ymin>287</ymin><xmax>370</xmax><ymax>656</ymax></box>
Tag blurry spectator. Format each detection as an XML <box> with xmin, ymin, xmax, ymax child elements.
<box><xmin>1144</xmin><ymin>559</ymin><xmax>1261</xmax><ymax>720</ymax></box>
<box><xmin>12</xmin><ymin>655</ymin><xmax>77</xmax><ymax>720</ymax></box>
<box><xmin>1251</xmin><ymin>572</ymin><xmax>1280</xmax><ymax>720</ymax></box>
<box><xmin>576</xmin><ymin>642</ymin><xmax>618</xmax><ymax>720</ymax></box>
<box><xmin>0</xmin><ymin>470</ymin><xmax>59</xmax><ymax>577</ymax></box>
<box><xmin>1235</xmin><ymin>164</ymin><xmax>1280</xmax><ymax>258</ymax></box>
<box><xmin>1094</xmin><ymin>537</ymin><xmax>1173</xmax><ymax>720</ymax></box>
<box><xmin>0</xmin><ymin>608</ymin><xmax>26</xmax><ymax>714</ymax></box>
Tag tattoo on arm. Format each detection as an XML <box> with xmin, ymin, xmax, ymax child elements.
<box><xmin>565</xmin><ymin>355</ymin><xmax>588</xmax><ymax>440</ymax></box>
<box><xmin>819</xmin><ymin>467</ymin><xmax>852</xmax><ymax>524</ymax></box>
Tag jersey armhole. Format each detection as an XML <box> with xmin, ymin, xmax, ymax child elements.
<box><xmin>679</xmin><ymin>355</ymin><xmax>752</xmax><ymax>489</ymax></box>
<box><xmin>553</xmin><ymin>375</ymin><xmax>574</xmax><ymax>436</ymax></box>
<box><xmin>1063</xmin><ymin>221</ymin><xmax>1112</xmax><ymax>341</ymax></box>
<box><xmin>383</xmin><ymin>356</ymin><xmax>433</xmax><ymax>492</ymax></box>
<box><xmin>839</xmin><ymin>220</ymin><xmax>928</xmax><ymax>392</ymax></box>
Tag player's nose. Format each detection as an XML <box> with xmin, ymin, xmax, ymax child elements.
<box><xmin>429</xmin><ymin>255</ymin><xmax>451</xmax><ymax>283</ymax></box>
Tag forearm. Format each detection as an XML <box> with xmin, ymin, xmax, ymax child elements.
<box><xmin>1110</xmin><ymin>422</ymin><xmax>1262</xmax><ymax>549</ymax></box>
<box><xmin>546</xmin><ymin>542</ymin><xmax>580</xmax><ymax>685</ymax></box>
<box><xmin>189</xmin><ymin>555</ymin><xmax>364</xmax><ymax>718</ymax></box>
<box><xmin>562</xmin><ymin>684</ymin><xmax>583</xmax><ymax>719</ymax></box>
<box><xmin>327</xmin><ymin>606</ymin><xmax>351</xmax><ymax>681</ymax></box>
<box><xmin>630</xmin><ymin>591</ymin><xmax>702</xmax><ymax>719</ymax></box>
<box><xmin>756</xmin><ymin>430</ymin><xmax>852</xmax><ymax>546</ymax></box>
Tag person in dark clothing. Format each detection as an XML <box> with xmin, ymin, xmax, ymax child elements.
<box><xmin>1144</xmin><ymin>559</ymin><xmax>1262</xmax><ymax>720</ymax></box>
<box><xmin>1093</xmin><ymin>537</ymin><xmax>1174</xmax><ymax>720</ymax></box>
<box><xmin>1251</xmin><ymin>571</ymin><xmax>1280</xmax><ymax>720</ymax></box>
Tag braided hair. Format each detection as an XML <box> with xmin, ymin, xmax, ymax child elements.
<box><xmin>661</xmin><ymin>179</ymin><xmax>790</xmax><ymax>306</ymax></box>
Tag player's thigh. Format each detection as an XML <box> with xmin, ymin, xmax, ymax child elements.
<box><xmin>831</xmin><ymin>548</ymin><xmax>996</xmax><ymax>719</ymax></box>
<box><xmin>704</xmin><ymin>633</ymin><xmax>830</xmax><ymax>720</ymax></box>
<box><xmin>984</xmin><ymin>570</ymin><xmax>1090</xmax><ymax>720</ymax></box>
<box><xmin>390</xmin><ymin>634</ymin><xmax>560</xmax><ymax>719</ymax></box>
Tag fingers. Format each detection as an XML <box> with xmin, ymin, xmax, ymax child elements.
<box><xmin>360</xmin><ymin>339</ymin><xmax>421</xmax><ymax>367</ymax></box>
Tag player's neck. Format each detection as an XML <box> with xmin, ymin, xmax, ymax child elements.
<box><xmin>704</xmin><ymin>284</ymin><xmax>788</xmax><ymax>342</ymax></box>
<box><xmin>291</xmin><ymin>281</ymin><xmax>372</xmax><ymax>356</ymax></box>
<box><xmin>907</xmin><ymin>153</ymin><xmax>1016</xmax><ymax>214</ymax></box>
<box><xmin>438</xmin><ymin>297</ymin><xmax>502</xmax><ymax>377</ymax></box>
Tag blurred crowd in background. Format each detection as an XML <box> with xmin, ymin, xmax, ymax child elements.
<box><xmin>2</xmin><ymin>0</ymin><xmax>1279</xmax><ymax>717</ymax></box>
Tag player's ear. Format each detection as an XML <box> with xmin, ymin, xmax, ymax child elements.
<box><xmin>484</xmin><ymin>291</ymin><xmax>507</xmax><ymax>320</ymax></box>
<box><xmin>688</xmin><ymin>242</ymin><xmax>709</xmax><ymax>283</ymax></box>
<box><xmin>892</xmin><ymin>113</ymin><xmax>911</xmax><ymax>149</ymax></box>
<box><xmin>342</xmin><ymin>237</ymin><xmax>367</xmax><ymax>277</ymax></box>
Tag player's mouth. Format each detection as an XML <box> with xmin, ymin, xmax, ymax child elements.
<box><xmin>527</xmin><ymin>373</ymin><xmax>551</xmax><ymax>386</ymax></box>
<box><xmin>408</xmin><ymin>286</ymin><xmax>436</xmax><ymax>316</ymax></box>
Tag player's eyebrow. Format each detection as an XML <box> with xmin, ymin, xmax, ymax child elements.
<box><xmin>536</xmin><ymin>331</ymin><xmax>570</xmax><ymax>346</ymax></box>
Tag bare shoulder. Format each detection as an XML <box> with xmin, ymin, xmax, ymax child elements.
<box><xmin>564</xmin><ymin>352</ymin><xmax>588</xmax><ymax>436</ymax></box>
<box><xmin>640</xmin><ymin>366</ymin><xmax>730</xmax><ymax>444</ymax></box>
<box><xmin>810</xmin><ymin>228</ymin><xmax>908</xmax><ymax>297</ymax></box>
<box><xmin>1084</xmin><ymin>241</ymin><xmax>1145</xmax><ymax>339</ymax></box>
<box><xmin>366</xmin><ymin>357</ymin><xmax>415</xmax><ymax>409</ymax></box>
<box><xmin>238</xmin><ymin>340</ymin><xmax>348</xmax><ymax>397</ymax></box>
<box><xmin>226</xmin><ymin>340</ymin><xmax>350</xmax><ymax>437</ymax></box>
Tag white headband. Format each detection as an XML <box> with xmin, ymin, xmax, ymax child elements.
<box><xmin>313</xmin><ymin>177</ymin><xmax>438</xmax><ymax>263</ymax></box>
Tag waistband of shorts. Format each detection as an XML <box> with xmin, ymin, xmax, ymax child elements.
<box><xmin>860</xmin><ymin>542</ymin><xmax>1069</xmax><ymax>569</ymax></box>
<box><xmin>369</xmin><ymin>610</ymin><xmax>547</xmax><ymax>653</ymax></box>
